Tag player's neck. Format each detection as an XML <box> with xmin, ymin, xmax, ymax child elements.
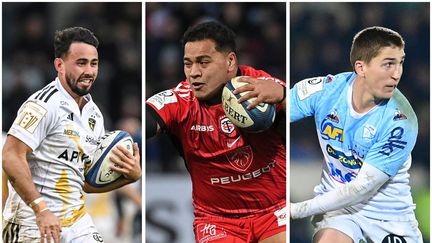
<box><xmin>352</xmin><ymin>78</ymin><xmax>381</xmax><ymax>113</ymax></box>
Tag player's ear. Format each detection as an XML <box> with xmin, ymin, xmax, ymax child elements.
<box><xmin>354</xmin><ymin>60</ymin><xmax>366</xmax><ymax>78</ymax></box>
<box><xmin>54</xmin><ymin>58</ymin><xmax>64</xmax><ymax>74</ymax></box>
<box><xmin>227</xmin><ymin>52</ymin><xmax>237</xmax><ymax>72</ymax></box>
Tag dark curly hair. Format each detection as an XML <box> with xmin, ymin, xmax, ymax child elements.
<box><xmin>54</xmin><ymin>26</ymin><xmax>99</xmax><ymax>58</ymax></box>
<box><xmin>182</xmin><ymin>21</ymin><xmax>237</xmax><ymax>53</ymax></box>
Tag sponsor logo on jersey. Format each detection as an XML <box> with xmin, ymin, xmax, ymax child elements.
<box><xmin>210</xmin><ymin>160</ymin><xmax>276</xmax><ymax>185</ymax></box>
<box><xmin>393</xmin><ymin>109</ymin><xmax>407</xmax><ymax>121</ymax></box>
<box><xmin>226</xmin><ymin>146</ymin><xmax>253</xmax><ymax>171</ymax></box>
<box><xmin>220</xmin><ymin>117</ymin><xmax>236</xmax><ymax>134</ymax></box>
<box><xmin>326</xmin><ymin>145</ymin><xmax>362</xmax><ymax>169</ymax></box>
<box><xmin>190</xmin><ymin>124</ymin><xmax>214</xmax><ymax>132</ymax></box>
<box><xmin>196</xmin><ymin>223</ymin><xmax>227</xmax><ymax>243</ymax></box>
<box><xmin>325</xmin><ymin>110</ymin><xmax>339</xmax><ymax>123</ymax></box>
<box><xmin>85</xmin><ymin>135</ymin><xmax>99</xmax><ymax>145</ymax></box>
<box><xmin>92</xmin><ymin>232</ymin><xmax>104</xmax><ymax>242</ymax></box>
<box><xmin>15</xmin><ymin>101</ymin><xmax>47</xmax><ymax>134</ymax></box>
<box><xmin>147</xmin><ymin>90</ymin><xmax>178</xmax><ymax>110</ymax></box>
<box><xmin>327</xmin><ymin>161</ymin><xmax>356</xmax><ymax>183</ymax></box>
<box><xmin>379</xmin><ymin>127</ymin><xmax>407</xmax><ymax>156</ymax></box>
<box><xmin>297</xmin><ymin>77</ymin><xmax>324</xmax><ymax>100</ymax></box>
<box><xmin>57</xmin><ymin>149</ymin><xmax>91</xmax><ymax>165</ymax></box>
<box><xmin>274</xmin><ymin>207</ymin><xmax>287</xmax><ymax>226</ymax></box>
<box><xmin>320</xmin><ymin>120</ymin><xmax>344</xmax><ymax>142</ymax></box>
<box><xmin>64</xmin><ymin>129</ymin><xmax>80</xmax><ymax>138</ymax></box>
<box><xmin>363</xmin><ymin>124</ymin><xmax>376</xmax><ymax>140</ymax></box>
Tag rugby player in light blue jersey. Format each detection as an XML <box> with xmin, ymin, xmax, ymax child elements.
<box><xmin>288</xmin><ymin>27</ymin><xmax>423</xmax><ymax>243</ymax></box>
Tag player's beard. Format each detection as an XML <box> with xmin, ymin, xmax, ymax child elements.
<box><xmin>66</xmin><ymin>73</ymin><xmax>94</xmax><ymax>96</ymax></box>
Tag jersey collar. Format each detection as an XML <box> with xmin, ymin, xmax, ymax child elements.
<box><xmin>55</xmin><ymin>77</ymin><xmax>93</xmax><ymax>103</ymax></box>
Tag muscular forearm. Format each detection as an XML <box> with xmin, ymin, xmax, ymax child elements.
<box><xmin>83</xmin><ymin>176</ymin><xmax>137</xmax><ymax>193</ymax></box>
<box><xmin>2</xmin><ymin>150</ymin><xmax>41</xmax><ymax>205</ymax></box>
<box><xmin>291</xmin><ymin>163</ymin><xmax>389</xmax><ymax>219</ymax></box>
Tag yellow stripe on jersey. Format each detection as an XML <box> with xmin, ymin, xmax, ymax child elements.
<box><xmin>55</xmin><ymin>169</ymin><xmax>87</xmax><ymax>227</ymax></box>
<box><xmin>60</xmin><ymin>204</ymin><xmax>86</xmax><ymax>227</ymax></box>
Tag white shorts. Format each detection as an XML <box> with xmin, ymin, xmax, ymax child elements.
<box><xmin>311</xmin><ymin>208</ymin><xmax>423</xmax><ymax>243</ymax></box>
<box><xmin>2</xmin><ymin>213</ymin><xmax>103</xmax><ymax>243</ymax></box>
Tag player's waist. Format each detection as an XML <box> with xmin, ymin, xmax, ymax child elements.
<box><xmin>194</xmin><ymin>199</ymin><xmax>286</xmax><ymax>219</ymax></box>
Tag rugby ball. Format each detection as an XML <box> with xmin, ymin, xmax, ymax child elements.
<box><xmin>222</xmin><ymin>76</ymin><xmax>276</xmax><ymax>132</ymax></box>
<box><xmin>85</xmin><ymin>130</ymin><xmax>134</xmax><ymax>187</ymax></box>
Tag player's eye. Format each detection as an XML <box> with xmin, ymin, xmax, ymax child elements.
<box><xmin>199</xmin><ymin>61</ymin><xmax>210</xmax><ymax>67</ymax></box>
<box><xmin>383</xmin><ymin>62</ymin><xmax>394</xmax><ymax>69</ymax></box>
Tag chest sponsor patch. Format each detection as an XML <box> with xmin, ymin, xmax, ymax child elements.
<box><xmin>226</xmin><ymin>146</ymin><xmax>253</xmax><ymax>172</ymax></box>
<box><xmin>14</xmin><ymin>101</ymin><xmax>47</xmax><ymax>133</ymax></box>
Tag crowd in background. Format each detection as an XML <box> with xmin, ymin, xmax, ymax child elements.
<box><xmin>145</xmin><ymin>2</ymin><xmax>286</xmax><ymax>172</ymax></box>
<box><xmin>2</xmin><ymin>3</ymin><xmax>142</xmax><ymax>243</ymax></box>
<box><xmin>290</xmin><ymin>3</ymin><xmax>430</xmax><ymax>242</ymax></box>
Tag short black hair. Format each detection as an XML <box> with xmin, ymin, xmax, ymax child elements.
<box><xmin>181</xmin><ymin>21</ymin><xmax>236</xmax><ymax>53</ymax></box>
<box><xmin>54</xmin><ymin>26</ymin><xmax>99</xmax><ymax>58</ymax></box>
<box><xmin>350</xmin><ymin>26</ymin><xmax>405</xmax><ymax>70</ymax></box>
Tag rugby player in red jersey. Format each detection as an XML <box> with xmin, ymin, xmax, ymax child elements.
<box><xmin>146</xmin><ymin>21</ymin><xmax>286</xmax><ymax>243</ymax></box>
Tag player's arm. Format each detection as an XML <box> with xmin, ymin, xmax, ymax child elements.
<box><xmin>2</xmin><ymin>135</ymin><xmax>61</xmax><ymax>242</ymax></box>
<box><xmin>83</xmin><ymin>143</ymin><xmax>141</xmax><ymax>193</ymax></box>
<box><xmin>233</xmin><ymin>76</ymin><xmax>286</xmax><ymax>111</ymax></box>
<box><xmin>146</xmin><ymin>104</ymin><xmax>161</xmax><ymax>139</ymax></box>
<box><xmin>2</xmin><ymin>170</ymin><xmax>8</xmax><ymax>211</ymax></box>
<box><xmin>290</xmin><ymin>162</ymin><xmax>389</xmax><ymax>219</ymax></box>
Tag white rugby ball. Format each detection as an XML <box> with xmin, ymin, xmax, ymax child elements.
<box><xmin>222</xmin><ymin>76</ymin><xmax>276</xmax><ymax>132</ymax></box>
<box><xmin>85</xmin><ymin>130</ymin><xmax>134</xmax><ymax>187</ymax></box>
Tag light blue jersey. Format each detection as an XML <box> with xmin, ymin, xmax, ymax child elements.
<box><xmin>291</xmin><ymin>72</ymin><xmax>418</xmax><ymax>221</ymax></box>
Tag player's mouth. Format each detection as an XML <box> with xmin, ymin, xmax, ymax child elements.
<box><xmin>191</xmin><ymin>82</ymin><xmax>206</xmax><ymax>90</ymax></box>
<box><xmin>78</xmin><ymin>78</ymin><xmax>94</xmax><ymax>87</ymax></box>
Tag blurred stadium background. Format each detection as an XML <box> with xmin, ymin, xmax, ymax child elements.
<box><xmin>2</xmin><ymin>3</ymin><xmax>142</xmax><ymax>243</ymax></box>
<box><xmin>145</xmin><ymin>2</ymin><xmax>286</xmax><ymax>242</ymax></box>
<box><xmin>290</xmin><ymin>2</ymin><xmax>430</xmax><ymax>243</ymax></box>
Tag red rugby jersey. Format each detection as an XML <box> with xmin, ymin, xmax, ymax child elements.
<box><xmin>146</xmin><ymin>65</ymin><xmax>286</xmax><ymax>217</ymax></box>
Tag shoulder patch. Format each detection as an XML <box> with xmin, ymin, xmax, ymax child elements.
<box><xmin>14</xmin><ymin>101</ymin><xmax>47</xmax><ymax>133</ymax></box>
<box><xmin>297</xmin><ymin>77</ymin><xmax>325</xmax><ymax>100</ymax></box>
<box><xmin>147</xmin><ymin>90</ymin><xmax>178</xmax><ymax>110</ymax></box>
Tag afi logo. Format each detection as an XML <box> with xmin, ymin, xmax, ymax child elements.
<box><xmin>321</xmin><ymin>121</ymin><xmax>344</xmax><ymax>142</ymax></box>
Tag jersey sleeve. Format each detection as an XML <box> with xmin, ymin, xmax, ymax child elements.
<box><xmin>364</xmin><ymin>114</ymin><xmax>418</xmax><ymax>177</ymax></box>
<box><xmin>145</xmin><ymin>89</ymin><xmax>181</xmax><ymax>132</ymax></box>
<box><xmin>290</xmin><ymin>76</ymin><xmax>328</xmax><ymax>122</ymax></box>
<box><xmin>8</xmin><ymin>99</ymin><xmax>57</xmax><ymax>151</ymax></box>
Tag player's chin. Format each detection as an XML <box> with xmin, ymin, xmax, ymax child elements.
<box><xmin>193</xmin><ymin>91</ymin><xmax>209</xmax><ymax>101</ymax></box>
